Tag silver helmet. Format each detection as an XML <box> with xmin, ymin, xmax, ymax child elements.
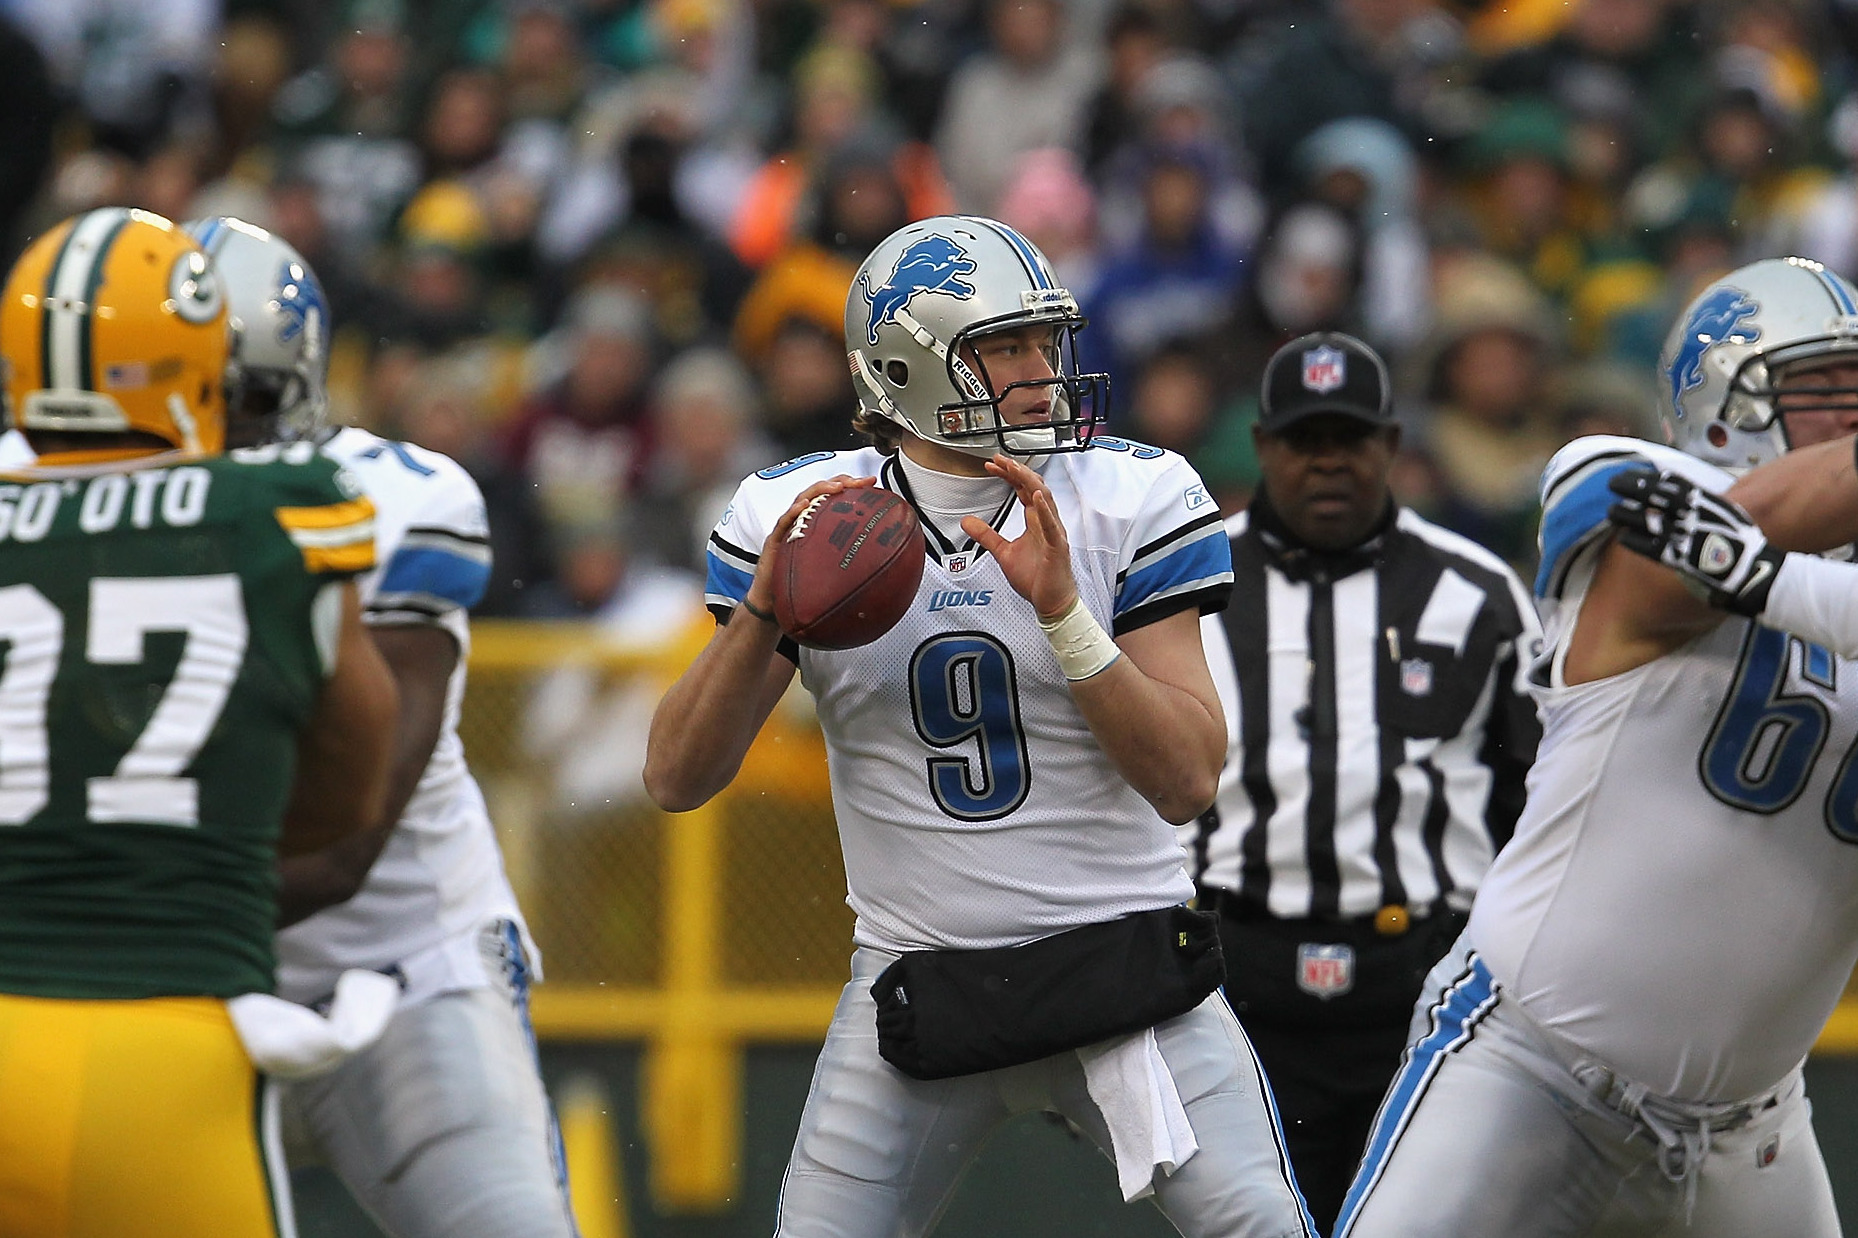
<box><xmin>844</xmin><ymin>215</ymin><xmax>1108</xmax><ymax>457</ymax></box>
<box><xmin>1659</xmin><ymin>255</ymin><xmax>1858</xmax><ymax>471</ymax></box>
<box><xmin>184</xmin><ymin>216</ymin><xmax>330</xmax><ymax>444</ymax></box>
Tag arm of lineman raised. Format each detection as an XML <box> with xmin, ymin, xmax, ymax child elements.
<box><xmin>276</xmin><ymin>626</ymin><xmax>457</xmax><ymax>925</ymax></box>
<box><xmin>1608</xmin><ymin>466</ymin><xmax>1858</xmax><ymax>657</ymax></box>
<box><xmin>1543</xmin><ymin>441</ymin><xmax>1728</xmax><ymax>684</ymax></box>
<box><xmin>278</xmin><ymin>582</ymin><xmax>400</xmax><ymax>857</ymax></box>
<box><xmin>643</xmin><ymin>475</ymin><xmax>870</xmax><ymax>812</ymax></box>
<box><xmin>962</xmin><ymin>455</ymin><xmax>1225</xmax><ymax>825</ymax></box>
<box><xmin>1725</xmin><ymin>432</ymin><xmax>1858</xmax><ymax>552</ymax></box>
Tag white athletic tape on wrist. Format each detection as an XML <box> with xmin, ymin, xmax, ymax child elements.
<box><xmin>1039</xmin><ymin>597</ymin><xmax>1122</xmax><ymax>681</ymax></box>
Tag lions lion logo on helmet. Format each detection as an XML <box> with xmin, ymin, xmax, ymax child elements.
<box><xmin>1668</xmin><ymin>285</ymin><xmax>1761</xmax><ymax>413</ymax></box>
<box><xmin>862</xmin><ymin>237</ymin><xmax>978</xmax><ymax>346</ymax></box>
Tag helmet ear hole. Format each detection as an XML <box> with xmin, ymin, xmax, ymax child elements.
<box><xmin>885</xmin><ymin>359</ymin><xmax>909</xmax><ymax>387</ymax></box>
<box><xmin>1707</xmin><ymin>422</ymin><xmax>1731</xmax><ymax>448</ymax></box>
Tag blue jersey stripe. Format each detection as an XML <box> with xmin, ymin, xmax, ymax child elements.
<box><xmin>706</xmin><ymin>552</ymin><xmax>754</xmax><ymax>603</ymax></box>
<box><xmin>1334</xmin><ymin>957</ymin><xmax>1496</xmax><ymax>1236</ymax></box>
<box><xmin>1534</xmin><ymin>461</ymin><xmax>1639</xmax><ymax>598</ymax></box>
<box><xmin>1115</xmin><ymin>533</ymin><xmax>1232</xmax><ymax>617</ymax></box>
<box><xmin>377</xmin><ymin>546</ymin><xmax>489</xmax><ymax>610</ymax></box>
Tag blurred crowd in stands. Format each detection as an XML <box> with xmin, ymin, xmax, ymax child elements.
<box><xmin>4</xmin><ymin>0</ymin><xmax>1856</xmax><ymax>619</ymax></box>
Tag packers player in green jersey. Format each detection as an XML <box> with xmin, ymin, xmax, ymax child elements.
<box><xmin>0</xmin><ymin>207</ymin><xmax>399</xmax><ymax>1238</ymax></box>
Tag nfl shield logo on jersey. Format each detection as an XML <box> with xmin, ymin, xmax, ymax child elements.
<box><xmin>1297</xmin><ymin>943</ymin><xmax>1355</xmax><ymax>999</ymax></box>
<box><xmin>1400</xmin><ymin>657</ymin><xmax>1434</xmax><ymax>697</ymax></box>
<box><xmin>1302</xmin><ymin>346</ymin><xmax>1346</xmax><ymax>394</ymax></box>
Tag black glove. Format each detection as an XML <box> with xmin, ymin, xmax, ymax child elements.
<box><xmin>1605</xmin><ymin>466</ymin><xmax>1784</xmax><ymax>616</ymax></box>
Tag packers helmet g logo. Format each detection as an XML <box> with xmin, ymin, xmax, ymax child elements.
<box><xmin>168</xmin><ymin>250</ymin><xmax>225</xmax><ymax>326</ymax></box>
<box><xmin>2</xmin><ymin>207</ymin><xmax>231</xmax><ymax>456</ymax></box>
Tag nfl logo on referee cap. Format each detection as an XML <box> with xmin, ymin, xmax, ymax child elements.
<box><xmin>1302</xmin><ymin>346</ymin><xmax>1346</xmax><ymax>394</ymax></box>
<box><xmin>1297</xmin><ymin>943</ymin><xmax>1355</xmax><ymax>999</ymax></box>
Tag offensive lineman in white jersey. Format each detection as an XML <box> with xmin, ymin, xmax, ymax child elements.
<box><xmin>1336</xmin><ymin>256</ymin><xmax>1858</xmax><ymax>1238</ymax></box>
<box><xmin>187</xmin><ymin>218</ymin><xmax>577</xmax><ymax>1238</ymax></box>
<box><xmin>645</xmin><ymin>216</ymin><xmax>1313</xmax><ymax>1237</ymax></box>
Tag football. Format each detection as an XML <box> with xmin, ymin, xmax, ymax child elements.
<box><xmin>771</xmin><ymin>487</ymin><xmax>925</xmax><ymax>649</ymax></box>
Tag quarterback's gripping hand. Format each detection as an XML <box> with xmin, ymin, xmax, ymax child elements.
<box><xmin>1605</xmin><ymin>466</ymin><xmax>1784</xmax><ymax>616</ymax></box>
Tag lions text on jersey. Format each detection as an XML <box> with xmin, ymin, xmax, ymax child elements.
<box><xmin>705</xmin><ymin>441</ymin><xmax>1232</xmax><ymax>953</ymax></box>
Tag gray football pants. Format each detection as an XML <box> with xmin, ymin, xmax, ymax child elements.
<box><xmin>1336</xmin><ymin>947</ymin><xmax>1839</xmax><ymax>1238</ymax></box>
<box><xmin>773</xmin><ymin>946</ymin><xmax>1315</xmax><ymax>1238</ymax></box>
<box><xmin>281</xmin><ymin>985</ymin><xmax>578</xmax><ymax>1238</ymax></box>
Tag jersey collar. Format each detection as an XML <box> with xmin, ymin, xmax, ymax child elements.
<box><xmin>881</xmin><ymin>453</ymin><xmax>1021</xmax><ymax>566</ymax></box>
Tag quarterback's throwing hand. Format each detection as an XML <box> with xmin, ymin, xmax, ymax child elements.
<box><xmin>1605</xmin><ymin>466</ymin><xmax>1784</xmax><ymax>616</ymax></box>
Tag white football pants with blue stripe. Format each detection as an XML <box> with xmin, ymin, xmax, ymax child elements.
<box><xmin>772</xmin><ymin>946</ymin><xmax>1315</xmax><ymax>1238</ymax></box>
<box><xmin>1335</xmin><ymin>942</ymin><xmax>1838</xmax><ymax>1238</ymax></box>
<box><xmin>281</xmin><ymin>983</ymin><xmax>578</xmax><ymax>1238</ymax></box>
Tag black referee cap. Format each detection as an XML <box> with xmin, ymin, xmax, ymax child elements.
<box><xmin>1259</xmin><ymin>331</ymin><xmax>1392</xmax><ymax>433</ymax></box>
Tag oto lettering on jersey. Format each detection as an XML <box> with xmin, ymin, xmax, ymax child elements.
<box><xmin>0</xmin><ymin>468</ymin><xmax>212</xmax><ymax>542</ymax></box>
<box><xmin>927</xmin><ymin>588</ymin><xmax>994</xmax><ymax>612</ymax></box>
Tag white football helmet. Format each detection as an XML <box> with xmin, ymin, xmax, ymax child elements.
<box><xmin>1659</xmin><ymin>256</ymin><xmax>1858</xmax><ymax>471</ymax></box>
<box><xmin>845</xmin><ymin>215</ymin><xmax>1108</xmax><ymax>457</ymax></box>
<box><xmin>184</xmin><ymin>216</ymin><xmax>330</xmax><ymax>445</ymax></box>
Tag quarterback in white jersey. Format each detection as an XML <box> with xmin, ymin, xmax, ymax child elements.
<box><xmin>648</xmin><ymin>217</ymin><xmax>1312</xmax><ymax>1238</ymax></box>
<box><xmin>710</xmin><ymin>442</ymin><xmax>1226</xmax><ymax>952</ymax></box>
<box><xmin>1339</xmin><ymin>258</ymin><xmax>1858</xmax><ymax>1238</ymax></box>
<box><xmin>189</xmin><ymin>218</ymin><xmax>576</xmax><ymax>1238</ymax></box>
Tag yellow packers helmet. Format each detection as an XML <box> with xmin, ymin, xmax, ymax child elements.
<box><xmin>0</xmin><ymin>207</ymin><xmax>230</xmax><ymax>456</ymax></box>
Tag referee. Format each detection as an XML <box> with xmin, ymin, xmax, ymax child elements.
<box><xmin>1190</xmin><ymin>331</ymin><xmax>1542</xmax><ymax>1231</ymax></box>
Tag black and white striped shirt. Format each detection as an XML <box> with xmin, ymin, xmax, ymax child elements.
<box><xmin>1188</xmin><ymin>500</ymin><xmax>1542</xmax><ymax>921</ymax></box>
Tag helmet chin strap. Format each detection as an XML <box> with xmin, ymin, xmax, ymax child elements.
<box><xmin>1001</xmin><ymin>424</ymin><xmax>1060</xmax><ymax>454</ymax></box>
<box><xmin>167</xmin><ymin>393</ymin><xmax>203</xmax><ymax>454</ymax></box>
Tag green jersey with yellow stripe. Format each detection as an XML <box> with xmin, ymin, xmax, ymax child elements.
<box><xmin>0</xmin><ymin>442</ymin><xmax>375</xmax><ymax>999</ymax></box>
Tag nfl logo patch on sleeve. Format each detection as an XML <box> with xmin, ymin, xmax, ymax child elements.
<box><xmin>1297</xmin><ymin>943</ymin><xmax>1355</xmax><ymax>999</ymax></box>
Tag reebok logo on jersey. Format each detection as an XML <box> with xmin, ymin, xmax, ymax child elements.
<box><xmin>927</xmin><ymin>588</ymin><xmax>994</xmax><ymax>612</ymax></box>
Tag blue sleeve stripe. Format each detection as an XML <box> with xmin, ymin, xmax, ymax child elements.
<box><xmin>377</xmin><ymin>546</ymin><xmax>489</xmax><ymax>609</ymax></box>
<box><xmin>1116</xmin><ymin>533</ymin><xmax>1233</xmax><ymax>617</ymax></box>
<box><xmin>1534</xmin><ymin>461</ymin><xmax>1638</xmax><ymax>598</ymax></box>
<box><xmin>706</xmin><ymin>553</ymin><xmax>754</xmax><ymax>605</ymax></box>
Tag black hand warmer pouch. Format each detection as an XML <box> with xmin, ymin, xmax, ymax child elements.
<box><xmin>870</xmin><ymin>904</ymin><xmax>1225</xmax><ymax>1081</ymax></box>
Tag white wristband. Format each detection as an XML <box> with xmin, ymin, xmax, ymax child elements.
<box><xmin>1038</xmin><ymin>597</ymin><xmax>1122</xmax><ymax>681</ymax></box>
<box><xmin>1761</xmin><ymin>551</ymin><xmax>1858</xmax><ymax>658</ymax></box>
